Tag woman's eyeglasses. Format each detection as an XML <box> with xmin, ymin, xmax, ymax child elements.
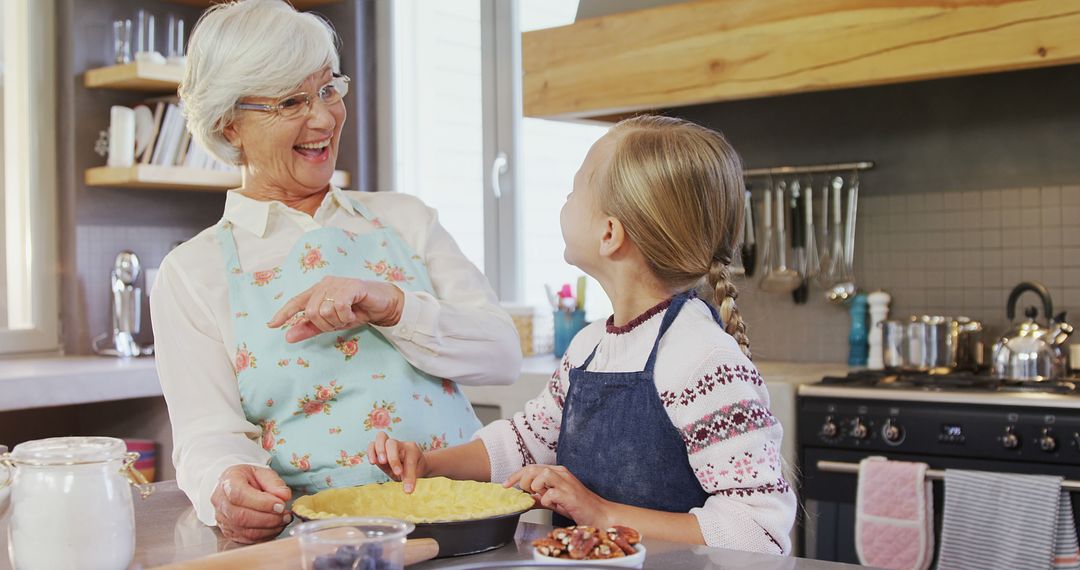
<box><xmin>235</xmin><ymin>74</ymin><xmax>350</xmax><ymax>119</ymax></box>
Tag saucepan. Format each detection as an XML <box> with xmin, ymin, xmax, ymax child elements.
<box><xmin>884</xmin><ymin>315</ymin><xmax>984</xmax><ymax>372</ymax></box>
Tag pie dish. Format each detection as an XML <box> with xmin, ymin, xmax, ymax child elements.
<box><xmin>291</xmin><ymin>477</ymin><xmax>534</xmax><ymax>523</ymax></box>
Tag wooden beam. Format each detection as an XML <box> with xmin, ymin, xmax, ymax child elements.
<box><xmin>523</xmin><ymin>0</ymin><xmax>1080</xmax><ymax>120</ymax></box>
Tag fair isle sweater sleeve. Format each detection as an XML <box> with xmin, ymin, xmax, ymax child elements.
<box><xmin>661</xmin><ymin>350</ymin><xmax>798</xmax><ymax>555</ymax></box>
<box><xmin>474</xmin><ymin>356</ymin><xmax>570</xmax><ymax>482</ymax></box>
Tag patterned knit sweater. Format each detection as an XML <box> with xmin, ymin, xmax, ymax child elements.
<box><xmin>474</xmin><ymin>297</ymin><xmax>797</xmax><ymax>555</ymax></box>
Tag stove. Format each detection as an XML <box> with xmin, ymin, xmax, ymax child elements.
<box><xmin>796</xmin><ymin>370</ymin><xmax>1080</xmax><ymax>564</ymax></box>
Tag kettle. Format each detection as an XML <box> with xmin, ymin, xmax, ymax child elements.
<box><xmin>991</xmin><ymin>281</ymin><xmax>1073</xmax><ymax>381</ymax></box>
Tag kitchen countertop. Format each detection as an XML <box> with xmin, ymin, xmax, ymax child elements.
<box><xmin>0</xmin><ymin>354</ymin><xmax>845</xmax><ymax>413</ymax></box>
<box><xmin>0</xmin><ymin>481</ymin><xmax>860</xmax><ymax>569</ymax></box>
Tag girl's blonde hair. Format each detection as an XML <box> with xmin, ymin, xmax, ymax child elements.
<box><xmin>599</xmin><ymin>115</ymin><xmax>751</xmax><ymax>358</ymax></box>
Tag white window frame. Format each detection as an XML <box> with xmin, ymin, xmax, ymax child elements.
<box><xmin>376</xmin><ymin>0</ymin><xmax>521</xmax><ymax>301</ymax></box>
<box><xmin>0</xmin><ymin>0</ymin><xmax>59</xmax><ymax>354</ymax></box>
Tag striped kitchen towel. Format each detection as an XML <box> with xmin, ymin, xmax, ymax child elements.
<box><xmin>937</xmin><ymin>469</ymin><xmax>1075</xmax><ymax>570</ymax></box>
<box><xmin>1055</xmin><ymin>492</ymin><xmax>1080</xmax><ymax>570</ymax></box>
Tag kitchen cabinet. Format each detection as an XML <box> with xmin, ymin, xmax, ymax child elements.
<box><xmin>523</xmin><ymin>0</ymin><xmax>1080</xmax><ymax>121</ymax></box>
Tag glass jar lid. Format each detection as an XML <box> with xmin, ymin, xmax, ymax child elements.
<box><xmin>9</xmin><ymin>436</ymin><xmax>127</xmax><ymax>466</ymax></box>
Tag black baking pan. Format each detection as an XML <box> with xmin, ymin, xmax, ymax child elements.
<box><xmin>409</xmin><ymin>508</ymin><xmax>530</xmax><ymax>557</ymax></box>
<box><xmin>294</xmin><ymin>508</ymin><xmax>531</xmax><ymax>558</ymax></box>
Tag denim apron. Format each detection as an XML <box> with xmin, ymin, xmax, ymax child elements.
<box><xmin>554</xmin><ymin>290</ymin><xmax>713</xmax><ymax>526</ymax></box>
<box><xmin>218</xmin><ymin>198</ymin><xmax>482</xmax><ymax>493</ymax></box>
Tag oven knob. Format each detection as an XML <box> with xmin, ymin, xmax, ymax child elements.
<box><xmin>821</xmin><ymin>417</ymin><xmax>838</xmax><ymax>438</ymax></box>
<box><xmin>883</xmin><ymin>420</ymin><xmax>904</xmax><ymax>444</ymax></box>
<box><xmin>1039</xmin><ymin>429</ymin><xmax>1058</xmax><ymax>453</ymax></box>
<box><xmin>851</xmin><ymin>418</ymin><xmax>869</xmax><ymax>440</ymax></box>
<box><xmin>1002</xmin><ymin>427</ymin><xmax>1020</xmax><ymax>450</ymax></box>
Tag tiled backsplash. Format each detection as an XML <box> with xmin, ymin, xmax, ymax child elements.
<box><xmin>735</xmin><ymin>185</ymin><xmax>1080</xmax><ymax>363</ymax></box>
<box><xmin>71</xmin><ymin>224</ymin><xmax>201</xmax><ymax>354</ymax></box>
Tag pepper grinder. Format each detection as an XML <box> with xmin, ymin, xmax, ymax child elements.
<box><xmin>93</xmin><ymin>251</ymin><xmax>154</xmax><ymax>357</ymax></box>
<box><xmin>866</xmin><ymin>291</ymin><xmax>892</xmax><ymax>370</ymax></box>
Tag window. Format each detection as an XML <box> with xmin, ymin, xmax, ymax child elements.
<box><xmin>0</xmin><ymin>0</ymin><xmax>59</xmax><ymax>354</ymax></box>
<box><xmin>392</xmin><ymin>0</ymin><xmax>485</xmax><ymax>271</ymax></box>
<box><xmin>391</xmin><ymin>0</ymin><xmax>612</xmax><ymax>320</ymax></box>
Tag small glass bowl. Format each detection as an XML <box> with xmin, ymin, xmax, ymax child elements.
<box><xmin>291</xmin><ymin>517</ymin><xmax>414</xmax><ymax>570</ymax></box>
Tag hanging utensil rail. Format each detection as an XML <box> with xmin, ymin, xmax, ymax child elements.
<box><xmin>817</xmin><ymin>460</ymin><xmax>1080</xmax><ymax>491</ymax></box>
<box><xmin>744</xmin><ymin>161</ymin><xmax>874</xmax><ymax>178</ymax></box>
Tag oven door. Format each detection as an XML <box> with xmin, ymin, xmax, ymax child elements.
<box><xmin>799</xmin><ymin>447</ymin><xmax>1080</xmax><ymax>564</ymax></box>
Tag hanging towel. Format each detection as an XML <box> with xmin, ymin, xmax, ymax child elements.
<box><xmin>938</xmin><ymin>470</ymin><xmax>1065</xmax><ymax>570</ymax></box>
<box><xmin>854</xmin><ymin>456</ymin><xmax>934</xmax><ymax>570</ymax></box>
<box><xmin>1054</xmin><ymin>492</ymin><xmax>1080</xmax><ymax>570</ymax></box>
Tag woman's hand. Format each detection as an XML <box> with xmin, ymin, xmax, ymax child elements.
<box><xmin>266</xmin><ymin>276</ymin><xmax>405</xmax><ymax>343</ymax></box>
<box><xmin>367</xmin><ymin>431</ymin><xmax>429</xmax><ymax>493</ymax></box>
<box><xmin>211</xmin><ymin>465</ymin><xmax>293</xmax><ymax>544</ymax></box>
<box><xmin>505</xmin><ymin>465</ymin><xmax>612</xmax><ymax>528</ymax></box>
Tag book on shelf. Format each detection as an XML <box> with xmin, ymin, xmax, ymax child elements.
<box><xmin>133</xmin><ymin>95</ymin><xmax>236</xmax><ymax>172</ymax></box>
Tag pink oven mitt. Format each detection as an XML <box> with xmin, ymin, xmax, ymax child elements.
<box><xmin>855</xmin><ymin>456</ymin><xmax>934</xmax><ymax>570</ymax></box>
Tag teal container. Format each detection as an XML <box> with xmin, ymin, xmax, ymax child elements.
<box><xmin>553</xmin><ymin>310</ymin><xmax>587</xmax><ymax>358</ymax></box>
<box><xmin>848</xmin><ymin>293</ymin><xmax>869</xmax><ymax>366</ymax></box>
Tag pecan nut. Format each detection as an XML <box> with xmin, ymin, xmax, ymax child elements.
<box><xmin>588</xmin><ymin>537</ymin><xmax>627</xmax><ymax>559</ymax></box>
<box><xmin>607</xmin><ymin>525</ymin><xmax>642</xmax><ymax>555</ymax></box>
<box><xmin>532</xmin><ymin>537</ymin><xmax>566</xmax><ymax>558</ymax></box>
<box><xmin>566</xmin><ymin>527</ymin><xmax>601</xmax><ymax>560</ymax></box>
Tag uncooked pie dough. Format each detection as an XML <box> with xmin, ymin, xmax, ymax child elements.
<box><xmin>291</xmin><ymin>477</ymin><xmax>534</xmax><ymax>523</ymax></box>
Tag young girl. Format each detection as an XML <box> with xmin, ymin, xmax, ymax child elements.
<box><xmin>367</xmin><ymin>115</ymin><xmax>796</xmax><ymax>554</ymax></box>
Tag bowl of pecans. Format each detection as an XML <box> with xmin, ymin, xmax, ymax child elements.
<box><xmin>531</xmin><ymin>525</ymin><xmax>645</xmax><ymax>568</ymax></box>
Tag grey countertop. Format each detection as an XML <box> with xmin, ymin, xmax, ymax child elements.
<box><xmin>0</xmin><ymin>481</ymin><xmax>861</xmax><ymax>569</ymax></box>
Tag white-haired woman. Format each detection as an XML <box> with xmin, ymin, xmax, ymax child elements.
<box><xmin>151</xmin><ymin>0</ymin><xmax>521</xmax><ymax>544</ymax></box>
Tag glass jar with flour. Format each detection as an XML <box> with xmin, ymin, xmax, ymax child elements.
<box><xmin>0</xmin><ymin>436</ymin><xmax>153</xmax><ymax>569</ymax></box>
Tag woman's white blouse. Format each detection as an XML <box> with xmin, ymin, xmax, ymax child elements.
<box><xmin>151</xmin><ymin>187</ymin><xmax>522</xmax><ymax>525</ymax></box>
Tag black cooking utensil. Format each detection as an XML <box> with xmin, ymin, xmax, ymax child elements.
<box><xmin>742</xmin><ymin>189</ymin><xmax>757</xmax><ymax>277</ymax></box>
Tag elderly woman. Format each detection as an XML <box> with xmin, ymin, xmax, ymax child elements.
<box><xmin>151</xmin><ymin>0</ymin><xmax>521</xmax><ymax>544</ymax></box>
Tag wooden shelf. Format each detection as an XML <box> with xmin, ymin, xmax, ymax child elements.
<box><xmin>85</xmin><ymin>165</ymin><xmax>351</xmax><ymax>191</ymax></box>
<box><xmin>167</xmin><ymin>0</ymin><xmax>340</xmax><ymax>9</ymax></box>
<box><xmin>84</xmin><ymin>62</ymin><xmax>183</xmax><ymax>92</ymax></box>
<box><xmin>523</xmin><ymin>0</ymin><xmax>1080</xmax><ymax>121</ymax></box>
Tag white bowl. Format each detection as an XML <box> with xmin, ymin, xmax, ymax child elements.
<box><xmin>532</xmin><ymin>543</ymin><xmax>645</xmax><ymax>567</ymax></box>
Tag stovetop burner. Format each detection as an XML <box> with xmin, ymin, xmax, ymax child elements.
<box><xmin>820</xmin><ymin>370</ymin><xmax>1080</xmax><ymax>395</ymax></box>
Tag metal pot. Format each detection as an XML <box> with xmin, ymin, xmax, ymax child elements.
<box><xmin>901</xmin><ymin>315</ymin><xmax>984</xmax><ymax>372</ymax></box>
<box><xmin>991</xmin><ymin>281</ymin><xmax>1073</xmax><ymax>381</ymax></box>
<box><xmin>954</xmin><ymin>317</ymin><xmax>985</xmax><ymax>371</ymax></box>
<box><xmin>904</xmin><ymin>315</ymin><xmax>955</xmax><ymax>372</ymax></box>
<box><xmin>880</xmin><ymin>320</ymin><xmax>906</xmax><ymax>370</ymax></box>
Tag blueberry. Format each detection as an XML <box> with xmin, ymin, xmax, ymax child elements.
<box><xmin>334</xmin><ymin>549</ymin><xmax>359</xmax><ymax>567</ymax></box>
<box><xmin>313</xmin><ymin>554</ymin><xmax>343</xmax><ymax>570</ymax></box>
<box><xmin>359</xmin><ymin>542</ymin><xmax>384</xmax><ymax>560</ymax></box>
<box><xmin>337</xmin><ymin>545</ymin><xmax>361</xmax><ymax>558</ymax></box>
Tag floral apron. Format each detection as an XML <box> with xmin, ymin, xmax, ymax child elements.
<box><xmin>218</xmin><ymin>198</ymin><xmax>482</xmax><ymax>493</ymax></box>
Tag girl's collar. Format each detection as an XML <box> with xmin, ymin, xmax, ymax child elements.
<box><xmin>605</xmin><ymin>290</ymin><xmax>696</xmax><ymax>335</ymax></box>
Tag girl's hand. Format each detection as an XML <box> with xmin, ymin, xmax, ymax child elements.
<box><xmin>368</xmin><ymin>431</ymin><xmax>429</xmax><ymax>493</ymax></box>
<box><xmin>266</xmin><ymin>276</ymin><xmax>405</xmax><ymax>343</ymax></box>
<box><xmin>211</xmin><ymin>465</ymin><xmax>293</xmax><ymax>544</ymax></box>
<box><xmin>505</xmin><ymin>465</ymin><xmax>612</xmax><ymax>528</ymax></box>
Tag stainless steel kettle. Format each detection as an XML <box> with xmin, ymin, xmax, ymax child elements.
<box><xmin>991</xmin><ymin>281</ymin><xmax>1073</xmax><ymax>381</ymax></box>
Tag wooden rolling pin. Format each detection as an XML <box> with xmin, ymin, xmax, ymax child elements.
<box><xmin>156</xmin><ymin>537</ymin><xmax>439</xmax><ymax>569</ymax></box>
